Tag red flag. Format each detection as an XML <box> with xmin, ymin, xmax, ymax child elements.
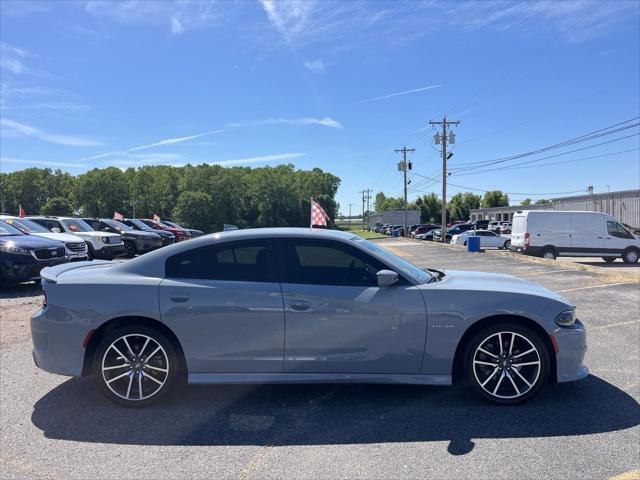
<box><xmin>310</xmin><ymin>198</ymin><xmax>330</xmax><ymax>227</ymax></box>
<box><xmin>153</xmin><ymin>213</ymin><xmax>161</xmax><ymax>222</ymax></box>
<box><xmin>18</xmin><ymin>204</ymin><xmax>26</xmax><ymax>218</ymax></box>
<box><xmin>113</xmin><ymin>211</ymin><xmax>124</xmax><ymax>221</ymax></box>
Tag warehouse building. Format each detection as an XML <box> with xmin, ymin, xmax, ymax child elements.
<box><xmin>470</xmin><ymin>189</ymin><xmax>640</xmax><ymax>228</ymax></box>
<box><xmin>368</xmin><ymin>209</ymin><xmax>421</xmax><ymax>229</ymax></box>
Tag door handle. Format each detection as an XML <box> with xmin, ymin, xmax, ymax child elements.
<box><xmin>597</xmin><ymin>236</ymin><xmax>603</xmax><ymax>239</ymax></box>
<box><xmin>289</xmin><ymin>301</ymin><xmax>311</xmax><ymax>311</ymax></box>
<box><xmin>169</xmin><ymin>293</ymin><xmax>191</xmax><ymax>303</ymax></box>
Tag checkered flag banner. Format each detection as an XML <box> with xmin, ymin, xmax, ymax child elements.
<box><xmin>310</xmin><ymin>198</ymin><xmax>330</xmax><ymax>227</ymax></box>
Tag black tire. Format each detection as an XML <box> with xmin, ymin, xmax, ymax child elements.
<box><xmin>92</xmin><ymin>325</ymin><xmax>179</xmax><ymax>407</ymax></box>
<box><xmin>123</xmin><ymin>241</ymin><xmax>136</xmax><ymax>258</ymax></box>
<box><xmin>466</xmin><ymin>322</ymin><xmax>550</xmax><ymax>404</ymax></box>
<box><xmin>463</xmin><ymin>241</ymin><xmax>467</xmax><ymax>246</ymax></box>
<box><xmin>541</xmin><ymin>247</ymin><xmax>556</xmax><ymax>260</ymax></box>
<box><xmin>602</xmin><ymin>257</ymin><xmax>617</xmax><ymax>263</ymax></box>
<box><xmin>86</xmin><ymin>245</ymin><xmax>94</xmax><ymax>261</ymax></box>
<box><xmin>622</xmin><ymin>248</ymin><xmax>639</xmax><ymax>264</ymax></box>
<box><xmin>503</xmin><ymin>240</ymin><xmax>511</xmax><ymax>250</ymax></box>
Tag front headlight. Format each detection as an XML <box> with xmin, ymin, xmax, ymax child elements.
<box><xmin>0</xmin><ymin>244</ymin><xmax>31</xmax><ymax>255</ymax></box>
<box><xmin>101</xmin><ymin>236</ymin><xmax>109</xmax><ymax>243</ymax></box>
<box><xmin>555</xmin><ymin>309</ymin><xmax>576</xmax><ymax>327</ymax></box>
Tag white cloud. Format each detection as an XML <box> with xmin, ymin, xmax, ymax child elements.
<box><xmin>173</xmin><ymin>152</ymin><xmax>306</xmax><ymax>168</ymax></box>
<box><xmin>229</xmin><ymin>117</ymin><xmax>343</xmax><ymax>129</ymax></box>
<box><xmin>304</xmin><ymin>59</ymin><xmax>325</xmax><ymax>73</ymax></box>
<box><xmin>0</xmin><ymin>118</ymin><xmax>104</xmax><ymax>146</ymax></box>
<box><xmin>0</xmin><ymin>42</ymin><xmax>27</xmax><ymax>74</ymax></box>
<box><xmin>129</xmin><ymin>129</ymin><xmax>227</xmax><ymax>151</ymax></box>
<box><xmin>1</xmin><ymin>157</ymin><xmax>84</xmax><ymax>169</ymax></box>
<box><xmin>360</xmin><ymin>85</ymin><xmax>442</xmax><ymax>103</ymax></box>
<box><xmin>171</xmin><ymin>16</ymin><xmax>183</xmax><ymax>35</ymax></box>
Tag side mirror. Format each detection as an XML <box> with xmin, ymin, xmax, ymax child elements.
<box><xmin>377</xmin><ymin>269</ymin><xmax>399</xmax><ymax>287</ymax></box>
<box><xmin>51</xmin><ymin>227</ymin><xmax>61</xmax><ymax>233</ymax></box>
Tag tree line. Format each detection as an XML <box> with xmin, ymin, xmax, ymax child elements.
<box><xmin>373</xmin><ymin>190</ymin><xmax>546</xmax><ymax>224</ymax></box>
<box><xmin>0</xmin><ymin>164</ymin><xmax>340</xmax><ymax>232</ymax></box>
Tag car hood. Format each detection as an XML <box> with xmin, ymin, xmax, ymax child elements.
<box><xmin>75</xmin><ymin>231</ymin><xmax>120</xmax><ymax>238</ymax></box>
<box><xmin>426</xmin><ymin>269</ymin><xmax>570</xmax><ymax>304</ymax></box>
<box><xmin>31</xmin><ymin>232</ymin><xmax>82</xmax><ymax>243</ymax></box>
<box><xmin>0</xmin><ymin>234</ymin><xmax>64</xmax><ymax>249</ymax></box>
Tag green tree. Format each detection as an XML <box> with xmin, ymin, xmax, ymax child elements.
<box><xmin>481</xmin><ymin>190</ymin><xmax>509</xmax><ymax>208</ymax></box>
<box><xmin>448</xmin><ymin>192</ymin><xmax>481</xmax><ymax>221</ymax></box>
<box><xmin>173</xmin><ymin>191</ymin><xmax>213</xmax><ymax>231</ymax></box>
<box><xmin>521</xmin><ymin>198</ymin><xmax>532</xmax><ymax>205</ymax></box>
<box><xmin>41</xmin><ymin>197</ymin><xmax>73</xmax><ymax>216</ymax></box>
<box><xmin>74</xmin><ymin>167</ymin><xmax>130</xmax><ymax>217</ymax></box>
<box><xmin>414</xmin><ymin>193</ymin><xmax>442</xmax><ymax>223</ymax></box>
<box><xmin>535</xmin><ymin>198</ymin><xmax>551</xmax><ymax>205</ymax></box>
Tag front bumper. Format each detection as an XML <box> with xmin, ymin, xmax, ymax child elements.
<box><xmin>31</xmin><ymin>306</ymin><xmax>86</xmax><ymax>377</ymax></box>
<box><xmin>92</xmin><ymin>243</ymin><xmax>125</xmax><ymax>259</ymax></box>
<box><xmin>553</xmin><ymin>319</ymin><xmax>589</xmax><ymax>383</ymax></box>
<box><xmin>0</xmin><ymin>254</ymin><xmax>69</xmax><ymax>284</ymax></box>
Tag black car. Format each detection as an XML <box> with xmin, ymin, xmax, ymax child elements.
<box><xmin>0</xmin><ymin>220</ymin><xmax>69</xmax><ymax>287</ymax></box>
<box><xmin>82</xmin><ymin>218</ymin><xmax>162</xmax><ymax>258</ymax></box>
<box><xmin>433</xmin><ymin>223</ymin><xmax>475</xmax><ymax>242</ymax></box>
<box><xmin>122</xmin><ymin>218</ymin><xmax>176</xmax><ymax>247</ymax></box>
<box><xmin>160</xmin><ymin>220</ymin><xmax>204</xmax><ymax>238</ymax></box>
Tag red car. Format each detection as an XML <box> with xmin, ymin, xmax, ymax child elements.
<box><xmin>138</xmin><ymin>219</ymin><xmax>191</xmax><ymax>242</ymax></box>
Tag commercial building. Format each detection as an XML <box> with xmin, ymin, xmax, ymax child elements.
<box><xmin>470</xmin><ymin>189</ymin><xmax>640</xmax><ymax>227</ymax></box>
<box><xmin>368</xmin><ymin>209</ymin><xmax>421</xmax><ymax>229</ymax></box>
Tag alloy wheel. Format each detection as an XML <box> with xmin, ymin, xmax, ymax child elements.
<box><xmin>472</xmin><ymin>331</ymin><xmax>541</xmax><ymax>400</ymax></box>
<box><xmin>101</xmin><ymin>334</ymin><xmax>169</xmax><ymax>401</ymax></box>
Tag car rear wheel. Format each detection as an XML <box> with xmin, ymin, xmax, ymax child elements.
<box><xmin>541</xmin><ymin>248</ymin><xmax>556</xmax><ymax>260</ymax></box>
<box><xmin>503</xmin><ymin>240</ymin><xmax>511</xmax><ymax>250</ymax></box>
<box><xmin>93</xmin><ymin>326</ymin><xmax>179</xmax><ymax>407</ymax></box>
<box><xmin>622</xmin><ymin>248</ymin><xmax>639</xmax><ymax>264</ymax></box>
<box><xmin>602</xmin><ymin>257</ymin><xmax>617</xmax><ymax>263</ymax></box>
<box><xmin>466</xmin><ymin>323</ymin><xmax>549</xmax><ymax>404</ymax></box>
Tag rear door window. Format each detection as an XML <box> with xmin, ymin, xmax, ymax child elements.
<box><xmin>165</xmin><ymin>240</ymin><xmax>274</xmax><ymax>282</ymax></box>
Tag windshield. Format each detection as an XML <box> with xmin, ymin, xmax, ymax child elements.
<box><xmin>104</xmin><ymin>219</ymin><xmax>133</xmax><ymax>231</ymax></box>
<box><xmin>354</xmin><ymin>237</ymin><xmax>433</xmax><ymax>284</ymax></box>
<box><xmin>0</xmin><ymin>220</ymin><xmax>25</xmax><ymax>236</ymax></box>
<box><xmin>61</xmin><ymin>218</ymin><xmax>94</xmax><ymax>232</ymax></box>
<box><xmin>128</xmin><ymin>219</ymin><xmax>152</xmax><ymax>231</ymax></box>
<box><xmin>3</xmin><ymin>218</ymin><xmax>50</xmax><ymax>233</ymax></box>
<box><xmin>162</xmin><ymin>221</ymin><xmax>180</xmax><ymax>228</ymax></box>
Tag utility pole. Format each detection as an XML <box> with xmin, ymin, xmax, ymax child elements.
<box><xmin>429</xmin><ymin>117</ymin><xmax>460</xmax><ymax>242</ymax></box>
<box><xmin>395</xmin><ymin>146</ymin><xmax>415</xmax><ymax>237</ymax></box>
<box><xmin>359</xmin><ymin>189</ymin><xmax>373</xmax><ymax>230</ymax></box>
<box><xmin>347</xmin><ymin>203</ymin><xmax>353</xmax><ymax>229</ymax></box>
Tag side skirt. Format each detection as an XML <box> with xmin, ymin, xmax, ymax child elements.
<box><xmin>188</xmin><ymin>372</ymin><xmax>452</xmax><ymax>386</ymax></box>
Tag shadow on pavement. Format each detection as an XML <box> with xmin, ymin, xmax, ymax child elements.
<box><xmin>32</xmin><ymin>375</ymin><xmax>639</xmax><ymax>454</ymax></box>
<box><xmin>0</xmin><ymin>281</ymin><xmax>42</xmax><ymax>299</ymax></box>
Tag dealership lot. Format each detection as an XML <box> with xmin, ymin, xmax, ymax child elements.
<box><xmin>1</xmin><ymin>239</ymin><xmax>638</xmax><ymax>479</ymax></box>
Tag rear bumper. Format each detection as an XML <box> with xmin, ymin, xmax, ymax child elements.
<box><xmin>511</xmin><ymin>245</ymin><xmax>542</xmax><ymax>257</ymax></box>
<box><xmin>553</xmin><ymin>319</ymin><xmax>589</xmax><ymax>383</ymax></box>
<box><xmin>31</xmin><ymin>306</ymin><xmax>86</xmax><ymax>377</ymax></box>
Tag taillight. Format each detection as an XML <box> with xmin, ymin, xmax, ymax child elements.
<box><xmin>524</xmin><ymin>232</ymin><xmax>530</xmax><ymax>248</ymax></box>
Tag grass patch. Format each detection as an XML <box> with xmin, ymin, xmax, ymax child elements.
<box><xmin>348</xmin><ymin>229</ymin><xmax>387</xmax><ymax>240</ymax></box>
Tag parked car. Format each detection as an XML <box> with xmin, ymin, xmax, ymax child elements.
<box><xmin>411</xmin><ymin>224</ymin><xmax>439</xmax><ymax>238</ymax></box>
<box><xmin>123</xmin><ymin>218</ymin><xmax>175</xmax><ymax>247</ymax></box>
<box><xmin>0</xmin><ymin>216</ymin><xmax>88</xmax><ymax>261</ymax></box>
<box><xmin>622</xmin><ymin>223</ymin><xmax>640</xmax><ymax>236</ymax></box>
<box><xmin>138</xmin><ymin>219</ymin><xmax>191</xmax><ymax>242</ymax></box>
<box><xmin>415</xmin><ymin>229</ymin><xmax>437</xmax><ymax>241</ymax></box>
<box><xmin>471</xmin><ymin>219</ymin><xmax>490</xmax><ymax>230</ymax></box>
<box><xmin>82</xmin><ymin>218</ymin><xmax>162</xmax><ymax>258</ymax></box>
<box><xmin>433</xmin><ymin>223</ymin><xmax>475</xmax><ymax>242</ymax></box>
<box><xmin>499</xmin><ymin>222</ymin><xmax>512</xmax><ymax>234</ymax></box>
<box><xmin>488</xmin><ymin>221</ymin><xmax>501</xmax><ymax>232</ymax></box>
<box><xmin>391</xmin><ymin>226</ymin><xmax>405</xmax><ymax>237</ymax></box>
<box><xmin>29</xmin><ymin>216</ymin><xmax>125</xmax><ymax>260</ymax></box>
<box><xmin>159</xmin><ymin>220</ymin><xmax>204</xmax><ymax>238</ymax></box>
<box><xmin>510</xmin><ymin>210</ymin><xmax>640</xmax><ymax>263</ymax></box>
<box><xmin>32</xmin><ymin>227</ymin><xmax>587</xmax><ymax>406</ymax></box>
<box><xmin>451</xmin><ymin>230</ymin><xmax>511</xmax><ymax>249</ymax></box>
<box><xmin>447</xmin><ymin>220</ymin><xmax>467</xmax><ymax>228</ymax></box>
<box><xmin>0</xmin><ymin>219</ymin><xmax>68</xmax><ymax>287</ymax></box>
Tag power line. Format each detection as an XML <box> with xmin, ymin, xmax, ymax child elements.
<box><xmin>451</xmin><ymin>134</ymin><xmax>640</xmax><ymax>176</ymax></box>
<box><xmin>449</xmin><ymin>118</ymin><xmax>639</xmax><ymax>171</ymax></box>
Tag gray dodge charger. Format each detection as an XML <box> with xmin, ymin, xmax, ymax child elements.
<box><xmin>31</xmin><ymin>228</ymin><xmax>588</xmax><ymax>407</ymax></box>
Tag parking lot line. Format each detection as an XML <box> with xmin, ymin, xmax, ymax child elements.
<box><xmin>589</xmin><ymin>320</ymin><xmax>639</xmax><ymax>330</ymax></box>
<box><xmin>558</xmin><ymin>282</ymin><xmax>632</xmax><ymax>293</ymax></box>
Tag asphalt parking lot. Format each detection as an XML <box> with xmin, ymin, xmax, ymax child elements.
<box><xmin>1</xmin><ymin>239</ymin><xmax>639</xmax><ymax>479</ymax></box>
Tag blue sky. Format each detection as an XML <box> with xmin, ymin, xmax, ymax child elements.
<box><xmin>1</xmin><ymin>0</ymin><xmax>639</xmax><ymax>213</ymax></box>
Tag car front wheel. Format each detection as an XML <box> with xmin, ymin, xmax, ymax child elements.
<box><xmin>466</xmin><ymin>324</ymin><xmax>549</xmax><ymax>404</ymax></box>
<box><xmin>93</xmin><ymin>326</ymin><xmax>179</xmax><ymax>407</ymax></box>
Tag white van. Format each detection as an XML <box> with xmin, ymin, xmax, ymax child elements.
<box><xmin>510</xmin><ymin>210</ymin><xmax>640</xmax><ymax>263</ymax></box>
